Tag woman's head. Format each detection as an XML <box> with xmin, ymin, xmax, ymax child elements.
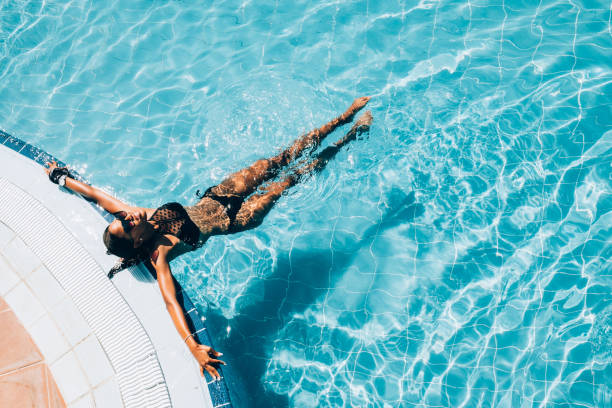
<box><xmin>103</xmin><ymin>225</ymin><xmax>137</xmax><ymax>258</ymax></box>
<box><xmin>103</xmin><ymin>210</ymin><xmax>157</xmax><ymax>258</ymax></box>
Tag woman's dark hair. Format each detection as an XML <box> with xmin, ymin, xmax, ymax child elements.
<box><xmin>103</xmin><ymin>225</ymin><xmax>139</xmax><ymax>259</ymax></box>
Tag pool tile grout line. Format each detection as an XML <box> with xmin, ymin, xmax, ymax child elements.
<box><xmin>0</xmin><ymin>359</ymin><xmax>45</xmax><ymax>378</ymax></box>
<box><xmin>0</xmin><ymin>129</ymin><xmax>233</xmax><ymax>408</ymax></box>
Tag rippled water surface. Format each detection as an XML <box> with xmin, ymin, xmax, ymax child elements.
<box><xmin>1</xmin><ymin>0</ymin><xmax>611</xmax><ymax>406</ymax></box>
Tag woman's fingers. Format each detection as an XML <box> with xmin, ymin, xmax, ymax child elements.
<box><xmin>128</xmin><ymin>210</ymin><xmax>141</xmax><ymax>221</ymax></box>
<box><xmin>124</xmin><ymin>211</ymin><xmax>140</xmax><ymax>222</ymax></box>
<box><xmin>206</xmin><ymin>346</ymin><xmax>224</xmax><ymax>357</ymax></box>
<box><xmin>195</xmin><ymin>345</ymin><xmax>225</xmax><ymax>380</ymax></box>
<box><xmin>45</xmin><ymin>161</ymin><xmax>70</xmax><ymax>177</ymax></box>
<box><xmin>205</xmin><ymin>365</ymin><xmax>221</xmax><ymax>380</ymax></box>
<box><xmin>45</xmin><ymin>161</ymin><xmax>56</xmax><ymax>175</ymax></box>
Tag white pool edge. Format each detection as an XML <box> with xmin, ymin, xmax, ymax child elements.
<box><xmin>0</xmin><ymin>140</ymin><xmax>217</xmax><ymax>407</ymax></box>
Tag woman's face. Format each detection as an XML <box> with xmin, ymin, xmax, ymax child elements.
<box><xmin>108</xmin><ymin>209</ymin><xmax>157</xmax><ymax>248</ymax></box>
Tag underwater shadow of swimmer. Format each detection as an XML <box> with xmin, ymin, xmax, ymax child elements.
<box><xmin>206</xmin><ymin>188</ymin><xmax>423</xmax><ymax>408</ymax></box>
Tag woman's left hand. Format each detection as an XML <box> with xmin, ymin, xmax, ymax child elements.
<box><xmin>45</xmin><ymin>161</ymin><xmax>64</xmax><ymax>177</ymax></box>
<box><xmin>190</xmin><ymin>343</ymin><xmax>226</xmax><ymax>380</ymax></box>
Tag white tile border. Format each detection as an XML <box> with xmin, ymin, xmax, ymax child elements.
<box><xmin>2</xmin><ymin>236</ymin><xmax>42</xmax><ymax>279</ymax></box>
<box><xmin>0</xmin><ymin>252</ymin><xmax>20</xmax><ymax>296</ymax></box>
<box><xmin>26</xmin><ymin>313</ymin><xmax>71</xmax><ymax>364</ymax></box>
<box><xmin>4</xmin><ymin>282</ymin><xmax>46</xmax><ymax>327</ymax></box>
<box><xmin>67</xmin><ymin>392</ymin><xmax>96</xmax><ymax>408</ymax></box>
<box><xmin>74</xmin><ymin>335</ymin><xmax>114</xmax><ymax>387</ymax></box>
<box><xmin>0</xmin><ymin>144</ymin><xmax>215</xmax><ymax>408</ymax></box>
<box><xmin>50</xmin><ymin>351</ymin><xmax>91</xmax><ymax>403</ymax></box>
<box><xmin>25</xmin><ymin>264</ymin><xmax>66</xmax><ymax>309</ymax></box>
<box><xmin>49</xmin><ymin>296</ymin><xmax>90</xmax><ymax>347</ymax></box>
<box><xmin>0</xmin><ymin>178</ymin><xmax>170</xmax><ymax>407</ymax></box>
<box><xmin>93</xmin><ymin>378</ymin><xmax>123</xmax><ymax>408</ymax></box>
<box><xmin>0</xmin><ymin>221</ymin><xmax>14</xmax><ymax>248</ymax></box>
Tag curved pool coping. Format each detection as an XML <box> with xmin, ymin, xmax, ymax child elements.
<box><xmin>0</xmin><ymin>130</ymin><xmax>232</xmax><ymax>408</ymax></box>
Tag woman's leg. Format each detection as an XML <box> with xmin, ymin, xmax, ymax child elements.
<box><xmin>229</xmin><ymin>110</ymin><xmax>373</xmax><ymax>233</ymax></box>
<box><xmin>204</xmin><ymin>97</ymin><xmax>371</xmax><ymax>200</ymax></box>
<box><xmin>291</xmin><ymin>111</ymin><xmax>373</xmax><ymax>177</ymax></box>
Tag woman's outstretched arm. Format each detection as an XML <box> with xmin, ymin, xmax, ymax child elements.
<box><xmin>45</xmin><ymin>161</ymin><xmax>131</xmax><ymax>215</ymax></box>
<box><xmin>153</xmin><ymin>242</ymin><xmax>226</xmax><ymax>380</ymax></box>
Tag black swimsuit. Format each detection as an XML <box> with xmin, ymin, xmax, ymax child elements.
<box><xmin>108</xmin><ymin>202</ymin><xmax>202</xmax><ymax>278</ymax></box>
<box><xmin>149</xmin><ymin>202</ymin><xmax>201</xmax><ymax>246</ymax></box>
<box><xmin>200</xmin><ymin>187</ymin><xmax>244</xmax><ymax>228</ymax></box>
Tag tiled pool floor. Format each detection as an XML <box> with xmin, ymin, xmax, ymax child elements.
<box><xmin>0</xmin><ymin>295</ymin><xmax>65</xmax><ymax>407</ymax></box>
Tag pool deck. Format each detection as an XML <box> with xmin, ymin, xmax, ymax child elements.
<box><xmin>0</xmin><ymin>132</ymin><xmax>232</xmax><ymax>407</ymax></box>
<box><xmin>0</xmin><ymin>295</ymin><xmax>65</xmax><ymax>407</ymax></box>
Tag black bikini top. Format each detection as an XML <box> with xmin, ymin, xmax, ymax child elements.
<box><xmin>107</xmin><ymin>202</ymin><xmax>200</xmax><ymax>279</ymax></box>
<box><xmin>149</xmin><ymin>202</ymin><xmax>200</xmax><ymax>247</ymax></box>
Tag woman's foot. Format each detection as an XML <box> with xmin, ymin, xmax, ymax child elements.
<box><xmin>354</xmin><ymin>110</ymin><xmax>373</xmax><ymax>131</ymax></box>
<box><xmin>341</xmin><ymin>96</ymin><xmax>371</xmax><ymax>122</ymax></box>
<box><xmin>334</xmin><ymin>110</ymin><xmax>373</xmax><ymax>148</ymax></box>
<box><xmin>290</xmin><ymin>110</ymin><xmax>373</xmax><ymax>180</ymax></box>
<box><xmin>350</xmin><ymin>96</ymin><xmax>371</xmax><ymax>112</ymax></box>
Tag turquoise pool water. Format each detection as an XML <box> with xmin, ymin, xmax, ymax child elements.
<box><xmin>1</xmin><ymin>1</ymin><xmax>611</xmax><ymax>407</ymax></box>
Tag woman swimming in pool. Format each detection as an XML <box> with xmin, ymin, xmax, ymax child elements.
<box><xmin>45</xmin><ymin>97</ymin><xmax>372</xmax><ymax>380</ymax></box>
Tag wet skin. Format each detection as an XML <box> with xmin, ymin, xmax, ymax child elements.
<box><xmin>108</xmin><ymin>209</ymin><xmax>158</xmax><ymax>249</ymax></box>
<box><xmin>44</xmin><ymin>96</ymin><xmax>372</xmax><ymax>380</ymax></box>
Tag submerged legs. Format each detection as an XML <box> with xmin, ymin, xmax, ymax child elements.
<box><xmin>202</xmin><ymin>97</ymin><xmax>371</xmax><ymax>201</ymax></box>
<box><xmin>229</xmin><ymin>110</ymin><xmax>373</xmax><ymax>233</ymax></box>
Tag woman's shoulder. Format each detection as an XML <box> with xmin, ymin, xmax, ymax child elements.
<box><xmin>149</xmin><ymin>233</ymin><xmax>179</xmax><ymax>263</ymax></box>
<box><xmin>150</xmin><ymin>233</ymin><xmax>191</xmax><ymax>265</ymax></box>
<box><xmin>154</xmin><ymin>233</ymin><xmax>181</xmax><ymax>251</ymax></box>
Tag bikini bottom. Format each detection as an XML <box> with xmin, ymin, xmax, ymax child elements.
<box><xmin>201</xmin><ymin>186</ymin><xmax>244</xmax><ymax>229</ymax></box>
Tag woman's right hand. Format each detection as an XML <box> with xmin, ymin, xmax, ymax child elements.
<box><xmin>45</xmin><ymin>161</ymin><xmax>62</xmax><ymax>177</ymax></box>
<box><xmin>190</xmin><ymin>343</ymin><xmax>226</xmax><ymax>380</ymax></box>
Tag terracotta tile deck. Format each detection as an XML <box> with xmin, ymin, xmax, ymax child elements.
<box><xmin>0</xmin><ymin>296</ymin><xmax>66</xmax><ymax>408</ymax></box>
